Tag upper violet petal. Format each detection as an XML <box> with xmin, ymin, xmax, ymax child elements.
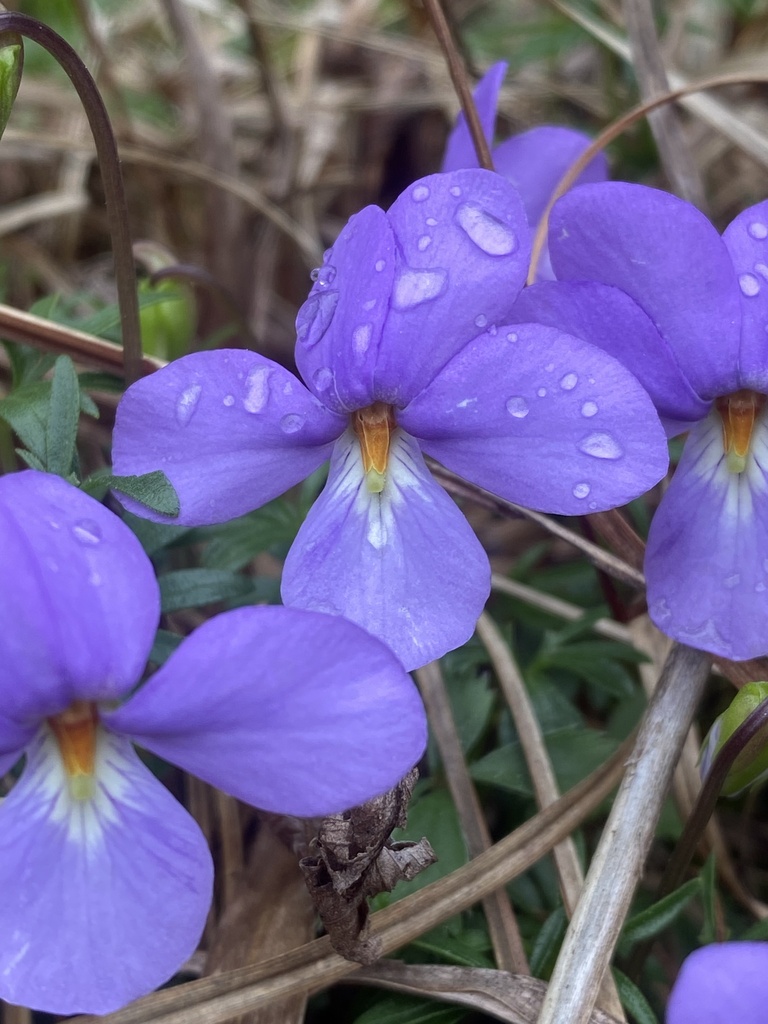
<box><xmin>0</xmin><ymin>471</ymin><xmax>159</xmax><ymax>725</ymax></box>
<box><xmin>667</xmin><ymin>943</ymin><xmax>768</xmax><ymax>1024</ymax></box>
<box><xmin>399</xmin><ymin>322</ymin><xmax>669</xmax><ymax>514</ymax></box>
<box><xmin>722</xmin><ymin>200</ymin><xmax>768</xmax><ymax>391</ymax></box>
<box><xmin>0</xmin><ymin>727</ymin><xmax>212</xmax><ymax>1015</ymax></box>
<box><xmin>647</xmin><ymin>410</ymin><xmax>768</xmax><ymax>660</ymax></box>
<box><xmin>294</xmin><ymin>205</ymin><xmax>398</xmax><ymax>413</ymax></box>
<box><xmin>549</xmin><ymin>182</ymin><xmax>742</xmax><ymax>400</ymax></box>
<box><xmin>375</xmin><ymin>169</ymin><xmax>531</xmax><ymax>404</ymax></box>
<box><xmin>441</xmin><ymin>61</ymin><xmax>507</xmax><ymax>172</ymax></box>
<box><xmin>113</xmin><ymin>350</ymin><xmax>344</xmax><ymax>525</ymax></box>
<box><xmin>281</xmin><ymin>429</ymin><xmax>490</xmax><ymax>671</ymax></box>
<box><xmin>493</xmin><ymin>126</ymin><xmax>608</xmax><ymax>231</ymax></box>
<box><xmin>107</xmin><ymin>605</ymin><xmax>428</xmax><ymax>817</ymax></box>
<box><xmin>510</xmin><ymin>280</ymin><xmax>710</xmax><ymax>427</ymax></box>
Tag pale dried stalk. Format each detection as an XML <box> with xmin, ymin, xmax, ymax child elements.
<box><xmin>536</xmin><ymin>644</ymin><xmax>711</xmax><ymax>1024</ymax></box>
<box><xmin>75</xmin><ymin>736</ymin><xmax>633</xmax><ymax>1024</ymax></box>
<box><xmin>415</xmin><ymin>661</ymin><xmax>529</xmax><ymax>975</ymax></box>
<box><xmin>476</xmin><ymin>613</ymin><xmax>624</xmax><ymax>1022</ymax></box>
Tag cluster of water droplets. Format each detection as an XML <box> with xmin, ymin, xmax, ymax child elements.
<box><xmin>738</xmin><ymin>222</ymin><xmax>768</xmax><ymax>298</ymax></box>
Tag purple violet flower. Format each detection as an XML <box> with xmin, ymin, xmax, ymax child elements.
<box><xmin>667</xmin><ymin>942</ymin><xmax>768</xmax><ymax>1023</ymax></box>
<box><xmin>112</xmin><ymin>168</ymin><xmax>668</xmax><ymax>671</ymax></box>
<box><xmin>510</xmin><ymin>182</ymin><xmax>768</xmax><ymax>659</ymax></box>
<box><xmin>442</xmin><ymin>61</ymin><xmax>609</xmax><ymax>279</ymax></box>
<box><xmin>0</xmin><ymin>470</ymin><xmax>426</xmax><ymax>1015</ymax></box>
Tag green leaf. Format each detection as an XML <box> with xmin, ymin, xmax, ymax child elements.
<box><xmin>148</xmin><ymin>629</ymin><xmax>183</xmax><ymax>665</ymax></box>
<box><xmin>15</xmin><ymin>447</ymin><xmax>46</xmax><ymax>471</ymax></box>
<box><xmin>0</xmin><ymin>380</ymin><xmax>51</xmax><ymax>460</ymax></box>
<box><xmin>108</xmin><ymin>470</ymin><xmax>180</xmax><ymax>518</ymax></box>
<box><xmin>0</xmin><ymin>31</ymin><xmax>23</xmax><ymax>144</ymax></box>
<box><xmin>529</xmin><ymin>906</ymin><xmax>567</xmax><ymax>978</ymax></box>
<box><xmin>120</xmin><ymin>511</ymin><xmax>192</xmax><ymax>556</ymax></box>
<box><xmin>353</xmin><ymin>995</ymin><xmax>464</xmax><ymax>1024</ymax></box>
<box><xmin>410</xmin><ymin>924</ymin><xmax>493</xmax><ymax>968</ymax></box>
<box><xmin>201</xmin><ymin>501</ymin><xmax>305</xmax><ymax>571</ymax></box>
<box><xmin>46</xmin><ymin>356</ymin><xmax>81</xmax><ymax>477</ymax></box>
<box><xmin>158</xmin><ymin>568</ymin><xmax>253</xmax><ymax>613</ymax></box>
<box><xmin>612</xmin><ymin>967</ymin><xmax>660</xmax><ymax>1024</ymax></box>
<box><xmin>389</xmin><ymin>788</ymin><xmax>468</xmax><ymax>899</ymax></box>
<box><xmin>619</xmin><ymin>878</ymin><xmax>700</xmax><ymax>951</ymax></box>
<box><xmin>699</xmin><ymin>852</ymin><xmax>718</xmax><ymax>945</ymax></box>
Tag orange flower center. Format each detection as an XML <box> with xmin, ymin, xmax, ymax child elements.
<box><xmin>352</xmin><ymin>402</ymin><xmax>396</xmax><ymax>493</ymax></box>
<box><xmin>715</xmin><ymin>389</ymin><xmax>766</xmax><ymax>473</ymax></box>
<box><xmin>47</xmin><ymin>701</ymin><xmax>99</xmax><ymax>797</ymax></box>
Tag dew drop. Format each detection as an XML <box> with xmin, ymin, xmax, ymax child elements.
<box><xmin>417</xmin><ymin>235</ymin><xmax>432</xmax><ymax>251</ymax></box>
<box><xmin>353</xmin><ymin>323</ymin><xmax>373</xmax><ymax>354</ymax></box>
<box><xmin>579</xmin><ymin>431</ymin><xmax>623</xmax><ymax>459</ymax></box>
<box><xmin>313</xmin><ymin>367</ymin><xmax>334</xmax><ymax>391</ymax></box>
<box><xmin>374</xmin><ymin>259</ymin><xmax>386</xmax><ymax>272</ymax></box>
<box><xmin>426</xmin><ymin>217</ymin><xmax>438</xmax><ymax>227</ymax></box>
<box><xmin>474</xmin><ymin>314</ymin><xmax>488</xmax><ymax>328</ymax></box>
<box><xmin>749</xmin><ymin>222</ymin><xmax>768</xmax><ymax>239</ymax></box>
<box><xmin>296</xmin><ymin>290</ymin><xmax>339</xmax><ymax>348</ymax></box>
<box><xmin>449</xmin><ymin>185</ymin><xmax>462</xmax><ymax>197</ymax></box>
<box><xmin>756</xmin><ymin>263</ymin><xmax>768</xmax><ymax>281</ymax></box>
<box><xmin>581</xmin><ymin>400</ymin><xmax>598</xmax><ymax>417</ymax></box>
<box><xmin>243</xmin><ymin>366</ymin><xmax>271</xmax><ymax>413</ymax></box>
<box><xmin>560</xmin><ymin>372</ymin><xmax>578</xmax><ymax>390</ymax></box>
<box><xmin>572</xmin><ymin>482</ymin><xmax>590</xmax><ymax>499</ymax></box>
<box><xmin>454</xmin><ymin>202</ymin><xmax>517</xmax><ymax>255</ymax></box>
<box><xmin>280</xmin><ymin>413</ymin><xmax>305</xmax><ymax>434</ymax></box>
<box><xmin>537</xmin><ymin>387</ymin><xmax>547</xmax><ymax>398</ymax></box>
<box><xmin>223</xmin><ymin>394</ymin><xmax>235</xmax><ymax>407</ymax></box>
<box><xmin>506</xmin><ymin>396</ymin><xmax>529</xmax><ymax>418</ymax></box>
<box><xmin>392</xmin><ymin>268</ymin><xmax>448</xmax><ymax>310</ymax></box>
<box><xmin>724</xmin><ymin>574</ymin><xmax>741</xmax><ymax>589</ymax></box>
<box><xmin>362</xmin><ymin>298</ymin><xmax>376</xmax><ymax>311</ymax></box>
<box><xmin>323</xmin><ymin>247</ymin><xmax>333</xmax><ymax>261</ymax></box>
<box><xmin>72</xmin><ymin>519</ymin><xmax>102</xmax><ymax>546</ymax></box>
<box><xmin>506</xmin><ymin>332</ymin><xmax>518</xmax><ymax>342</ymax></box>
<box><xmin>176</xmin><ymin>384</ymin><xmax>202</xmax><ymax>426</ymax></box>
<box><xmin>412</xmin><ymin>184</ymin><xmax>430</xmax><ymax>202</ymax></box>
<box><xmin>739</xmin><ymin>272</ymin><xmax>760</xmax><ymax>297</ymax></box>
<box><xmin>310</xmin><ymin>264</ymin><xmax>336</xmax><ymax>288</ymax></box>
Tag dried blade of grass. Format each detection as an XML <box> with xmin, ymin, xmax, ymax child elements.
<box><xmin>1</xmin><ymin>1005</ymin><xmax>31</xmax><ymax>1024</ymax></box>
<box><xmin>535</xmin><ymin>643</ymin><xmax>711</xmax><ymax>1024</ymax></box>
<box><xmin>430</xmin><ymin>463</ymin><xmax>644</xmax><ymax>588</ymax></box>
<box><xmin>415</xmin><ymin>661</ymin><xmax>529</xmax><ymax>975</ymax></box>
<box><xmin>350</xmin><ymin>961</ymin><xmax>623</xmax><ymax>1024</ymax></box>
<box><xmin>475</xmin><ymin>613</ymin><xmax>624</xmax><ymax>1022</ymax></box>
<box><xmin>550</xmin><ymin>0</ymin><xmax>768</xmax><ymax>168</ymax></box>
<box><xmin>621</xmin><ymin>0</ymin><xmax>707</xmax><ymax>208</ymax></box>
<box><xmin>73</xmin><ymin>735</ymin><xmax>633</xmax><ymax>1024</ymax></box>
<box><xmin>0</xmin><ymin>302</ymin><xmax>163</xmax><ymax>376</ymax></box>
<box><xmin>0</xmin><ymin>191</ymin><xmax>89</xmax><ymax>236</ymax></box>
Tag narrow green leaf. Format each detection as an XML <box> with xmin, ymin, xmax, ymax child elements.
<box><xmin>620</xmin><ymin>878</ymin><xmax>700</xmax><ymax>951</ymax></box>
<box><xmin>353</xmin><ymin>995</ymin><xmax>464</xmax><ymax>1024</ymax></box>
<box><xmin>529</xmin><ymin>906</ymin><xmax>567</xmax><ymax>978</ymax></box>
<box><xmin>699</xmin><ymin>853</ymin><xmax>718</xmax><ymax>945</ymax></box>
<box><xmin>158</xmin><ymin>568</ymin><xmax>252</xmax><ymax>613</ymax></box>
<box><xmin>612</xmin><ymin>967</ymin><xmax>660</xmax><ymax>1024</ymax></box>
<box><xmin>0</xmin><ymin>31</ymin><xmax>23</xmax><ymax>143</ymax></box>
<box><xmin>46</xmin><ymin>355</ymin><xmax>80</xmax><ymax>477</ymax></box>
<box><xmin>109</xmin><ymin>470</ymin><xmax>180</xmax><ymax>517</ymax></box>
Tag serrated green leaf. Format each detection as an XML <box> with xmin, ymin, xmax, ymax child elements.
<box><xmin>353</xmin><ymin>995</ymin><xmax>464</xmax><ymax>1024</ymax></box>
<box><xmin>619</xmin><ymin>878</ymin><xmax>700</xmax><ymax>951</ymax></box>
<box><xmin>201</xmin><ymin>501</ymin><xmax>304</xmax><ymax>571</ymax></box>
<box><xmin>46</xmin><ymin>355</ymin><xmax>80</xmax><ymax>476</ymax></box>
<box><xmin>120</xmin><ymin>511</ymin><xmax>192</xmax><ymax>556</ymax></box>
<box><xmin>529</xmin><ymin>906</ymin><xmax>567</xmax><ymax>978</ymax></box>
<box><xmin>0</xmin><ymin>380</ymin><xmax>50</xmax><ymax>459</ymax></box>
<box><xmin>159</xmin><ymin>568</ymin><xmax>252</xmax><ymax>613</ymax></box>
<box><xmin>15</xmin><ymin>447</ymin><xmax>46</xmax><ymax>471</ymax></box>
<box><xmin>612</xmin><ymin>967</ymin><xmax>660</xmax><ymax>1024</ymax></box>
<box><xmin>109</xmin><ymin>470</ymin><xmax>180</xmax><ymax>517</ymax></box>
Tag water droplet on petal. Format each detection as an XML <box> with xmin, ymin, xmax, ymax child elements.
<box><xmin>280</xmin><ymin>413</ymin><xmax>305</xmax><ymax>434</ymax></box>
<box><xmin>581</xmin><ymin>401</ymin><xmax>598</xmax><ymax>417</ymax></box>
<box><xmin>310</xmin><ymin>264</ymin><xmax>336</xmax><ymax>288</ymax></box>
<box><xmin>579</xmin><ymin>431</ymin><xmax>623</xmax><ymax>459</ymax></box>
<box><xmin>756</xmin><ymin>263</ymin><xmax>768</xmax><ymax>281</ymax></box>
<box><xmin>560</xmin><ymin>372</ymin><xmax>578</xmax><ymax>390</ymax></box>
<box><xmin>454</xmin><ymin>202</ymin><xmax>517</xmax><ymax>255</ymax></box>
<box><xmin>243</xmin><ymin>366</ymin><xmax>271</xmax><ymax>413</ymax></box>
<box><xmin>506</xmin><ymin>332</ymin><xmax>518</xmax><ymax>342</ymax></box>
<box><xmin>412</xmin><ymin>184</ymin><xmax>430</xmax><ymax>202</ymax></box>
<box><xmin>296</xmin><ymin>290</ymin><xmax>339</xmax><ymax>348</ymax></box>
<box><xmin>176</xmin><ymin>384</ymin><xmax>202</xmax><ymax>426</ymax></box>
<box><xmin>362</xmin><ymin>298</ymin><xmax>376</xmax><ymax>311</ymax></box>
<box><xmin>418</xmin><ymin>235</ymin><xmax>432</xmax><ymax>251</ymax></box>
<box><xmin>72</xmin><ymin>519</ymin><xmax>101</xmax><ymax>545</ymax></box>
<box><xmin>449</xmin><ymin>185</ymin><xmax>462</xmax><ymax>197</ymax></box>
<box><xmin>572</xmin><ymin>482</ymin><xmax>590</xmax><ymax>499</ymax></box>
<box><xmin>426</xmin><ymin>217</ymin><xmax>438</xmax><ymax>227</ymax></box>
<box><xmin>323</xmin><ymin>247</ymin><xmax>333</xmax><ymax>261</ymax></box>
<box><xmin>474</xmin><ymin>314</ymin><xmax>487</xmax><ymax>328</ymax></box>
<box><xmin>392</xmin><ymin>268</ymin><xmax>448</xmax><ymax>310</ymax></box>
<box><xmin>545</xmin><ymin>363</ymin><xmax>555</xmax><ymax>373</ymax></box>
<box><xmin>749</xmin><ymin>222</ymin><xmax>768</xmax><ymax>239</ymax></box>
<box><xmin>223</xmin><ymin>394</ymin><xmax>235</xmax><ymax>407</ymax></box>
<box><xmin>313</xmin><ymin>367</ymin><xmax>334</xmax><ymax>391</ymax></box>
<box><xmin>506</xmin><ymin>396</ymin><xmax>529</xmax><ymax>418</ymax></box>
<box><xmin>537</xmin><ymin>387</ymin><xmax>547</xmax><ymax>398</ymax></box>
<box><xmin>740</xmin><ymin>272</ymin><xmax>760</xmax><ymax>297</ymax></box>
<box><xmin>353</xmin><ymin>323</ymin><xmax>373</xmax><ymax>354</ymax></box>
<box><xmin>375</xmin><ymin>259</ymin><xmax>386</xmax><ymax>272</ymax></box>
<box><xmin>724</xmin><ymin>574</ymin><xmax>741</xmax><ymax>589</ymax></box>
<box><xmin>757</xmin><ymin>582</ymin><xmax>767</xmax><ymax>593</ymax></box>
